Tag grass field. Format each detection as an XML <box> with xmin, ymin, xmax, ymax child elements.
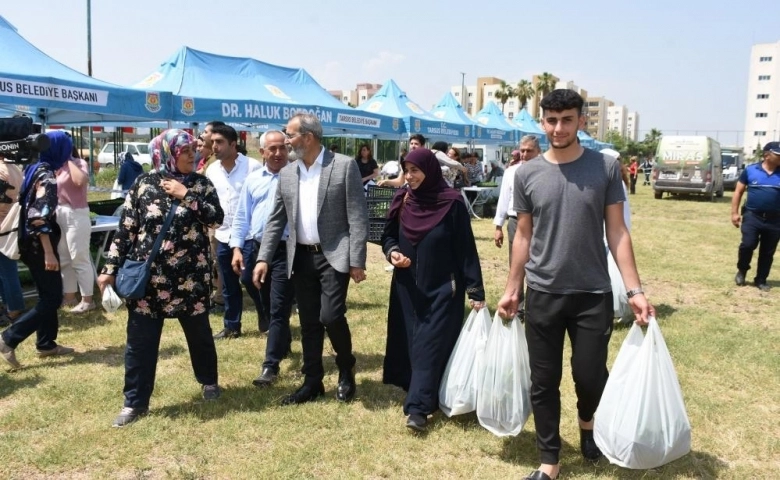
<box><xmin>0</xmin><ymin>185</ymin><xmax>778</xmax><ymax>479</ymax></box>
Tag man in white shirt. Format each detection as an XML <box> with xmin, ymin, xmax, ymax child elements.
<box><xmin>205</xmin><ymin>124</ymin><xmax>262</xmax><ymax>339</ymax></box>
<box><xmin>253</xmin><ymin>113</ymin><xmax>368</xmax><ymax>406</ymax></box>
<box><xmin>493</xmin><ymin>135</ymin><xmax>542</xmax><ymax>263</ymax></box>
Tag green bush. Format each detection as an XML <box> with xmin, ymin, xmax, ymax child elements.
<box><xmin>95</xmin><ymin>167</ymin><xmax>117</xmax><ymax>189</ymax></box>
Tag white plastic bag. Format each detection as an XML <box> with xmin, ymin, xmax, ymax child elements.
<box><xmin>476</xmin><ymin>313</ymin><xmax>532</xmax><ymax>436</ymax></box>
<box><xmin>110</xmin><ymin>179</ymin><xmax>123</xmax><ymax>200</ymax></box>
<box><xmin>439</xmin><ymin>307</ymin><xmax>492</xmax><ymax>417</ymax></box>
<box><xmin>101</xmin><ymin>284</ymin><xmax>123</xmax><ymax>313</ymax></box>
<box><xmin>594</xmin><ymin>316</ymin><xmax>691</xmax><ymax>469</ymax></box>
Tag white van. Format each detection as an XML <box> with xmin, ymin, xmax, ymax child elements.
<box><xmin>653</xmin><ymin>136</ymin><xmax>724</xmax><ymax>201</ymax></box>
<box><xmin>97</xmin><ymin>142</ymin><xmax>152</xmax><ymax>169</ymax></box>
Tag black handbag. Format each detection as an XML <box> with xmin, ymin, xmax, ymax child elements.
<box><xmin>115</xmin><ymin>199</ymin><xmax>180</xmax><ymax>300</ymax></box>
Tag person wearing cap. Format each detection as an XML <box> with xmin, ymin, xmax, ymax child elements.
<box><xmin>731</xmin><ymin>141</ymin><xmax>780</xmax><ymax>292</ymax></box>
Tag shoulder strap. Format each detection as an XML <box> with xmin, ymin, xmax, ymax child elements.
<box><xmin>145</xmin><ymin>199</ymin><xmax>180</xmax><ymax>268</ymax></box>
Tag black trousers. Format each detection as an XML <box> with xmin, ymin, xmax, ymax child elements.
<box><xmin>524</xmin><ymin>288</ymin><xmax>613</xmax><ymax>465</ymax></box>
<box><xmin>2</xmin><ymin>247</ymin><xmax>62</xmax><ymax>350</ymax></box>
<box><xmin>245</xmin><ymin>241</ymin><xmax>294</xmax><ymax>373</ymax></box>
<box><xmin>123</xmin><ymin>310</ymin><xmax>218</xmax><ymax>409</ymax></box>
<box><xmin>292</xmin><ymin>248</ymin><xmax>355</xmax><ymax>385</ymax></box>
<box><xmin>737</xmin><ymin>211</ymin><xmax>780</xmax><ymax>284</ymax></box>
<box><xmin>507</xmin><ymin>216</ymin><xmax>518</xmax><ymax>265</ymax></box>
<box><xmin>629</xmin><ymin>174</ymin><xmax>638</xmax><ymax>194</ymax></box>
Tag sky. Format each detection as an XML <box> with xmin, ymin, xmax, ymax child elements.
<box><xmin>3</xmin><ymin>0</ymin><xmax>780</xmax><ymax>146</ymax></box>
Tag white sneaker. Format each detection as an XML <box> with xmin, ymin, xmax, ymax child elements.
<box><xmin>70</xmin><ymin>301</ymin><xmax>96</xmax><ymax>314</ymax></box>
<box><xmin>384</xmin><ymin>265</ymin><xmax>395</xmax><ymax>272</ymax></box>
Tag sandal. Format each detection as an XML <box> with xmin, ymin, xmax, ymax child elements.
<box><xmin>70</xmin><ymin>302</ymin><xmax>96</xmax><ymax>314</ymax></box>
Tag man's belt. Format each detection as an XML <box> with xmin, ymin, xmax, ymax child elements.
<box><xmin>297</xmin><ymin>243</ymin><xmax>322</xmax><ymax>253</ymax></box>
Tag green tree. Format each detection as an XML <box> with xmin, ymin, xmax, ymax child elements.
<box><xmin>643</xmin><ymin>128</ymin><xmax>662</xmax><ymax>156</ymax></box>
<box><xmin>515</xmin><ymin>79</ymin><xmax>535</xmax><ymax>110</ymax></box>
<box><xmin>493</xmin><ymin>80</ymin><xmax>516</xmax><ymax>114</ymax></box>
<box><xmin>534</xmin><ymin>72</ymin><xmax>557</xmax><ymax>119</ymax></box>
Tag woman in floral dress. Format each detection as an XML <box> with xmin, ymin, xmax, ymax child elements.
<box><xmin>97</xmin><ymin>129</ymin><xmax>224</xmax><ymax>427</ymax></box>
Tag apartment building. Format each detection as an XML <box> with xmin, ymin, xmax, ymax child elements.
<box><xmin>328</xmin><ymin>82</ymin><xmax>383</xmax><ymax>107</ymax></box>
<box><xmin>742</xmin><ymin>40</ymin><xmax>780</xmax><ymax>154</ymax></box>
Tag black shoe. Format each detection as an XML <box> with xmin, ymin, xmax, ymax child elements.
<box><xmin>112</xmin><ymin>406</ymin><xmax>148</xmax><ymax>428</ymax></box>
<box><xmin>210</xmin><ymin>303</ymin><xmax>225</xmax><ymax>314</ymax></box>
<box><xmin>213</xmin><ymin>328</ymin><xmax>241</xmax><ymax>340</ymax></box>
<box><xmin>735</xmin><ymin>270</ymin><xmax>747</xmax><ymax>286</ymax></box>
<box><xmin>756</xmin><ymin>282</ymin><xmax>771</xmax><ymax>292</ymax></box>
<box><xmin>202</xmin><ymin>384</ymin><xmax>221</xmax><ymax>400</ymax></box>
<box><xmin>580</xmin><ymin>428</ymin><xmax>602</xmax><ymax>461</ymax></box>
<box><xmin>252</xmin><ymin>368</ymin><xmax>278</xmax><ymax>387</ymax></box>
<box><xmin>406</xmin><ymin>414</ymin><xmax>427</xmax><ymax>432</ymax></box>
<box><xmin>522</xmin><ymin>470</ymin><xmax>556</xmax><ymax>480</ymax></box>
<box><xmin>280</xmin><ymin>382</ymin><xmax>325</xmax><ymax>405</ymax></box>
<box><xmin>336</xmin><ymin>368</ymin><xmax>356</xmax><ymax>402</ymax></box>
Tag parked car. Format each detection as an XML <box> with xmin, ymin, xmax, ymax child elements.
<box><xmin>652</xmin><ymin>135</ymin><xmax>724</xmax><ymax>201</ymax></box>
<box><xmin>97</xmin><ymin>142</ymin><xmax>151</xmax><ymax>169</ymax></box>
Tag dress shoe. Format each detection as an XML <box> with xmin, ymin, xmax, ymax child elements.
<box><xmin>213</xmin><ymin>328</ymin><xmax>241</xmax><ymax>340</ymax></box>
<box><xmin>37</xmin><ymin>345</ymin><xmax>75</xmax><ymax>357</ymax></box>
<box><xmin>580</xmin><ymin>428</ymin><xmax>602</xmax><ymax>461</ymax></box>
<box><xmin>280</xmin><ymin>382</ymin><xmax>325</xmax><ymax>406</ymax></box>
<box><xmin>406</xmin><ymin>414</ymin><xmax>427</xmax><ymax>432</ymax></box>
<box><xmin>735</xmin><ymin>270</ymin><xmax>747</xmax><ymax>286</ymax></box>
<box><xmin>202</xmin><ymin>384</ymin><xmax>221</xmax><ymax>400</ymax></box>
<box><xmin>522</xmin><ymin>470</ymin><xmax>557</xmax><ymax>480</ymax></box>
<box><xmin>252</xmin><ymin>368</ymin><xmax>278</xmax><ymax>387</ymax></box>
<box><xmin>336</xmin><ymin>368</ymin><xmax>356</xmax><ymax>402</ymax></box>
<box><xmin>756</xmin><ymin>282</ymin><xmax>771</xmax><ymax>292</ymax></box>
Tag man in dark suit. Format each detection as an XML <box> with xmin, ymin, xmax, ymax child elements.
<box><xmin>254</xmin><ymin>113</ymin><xmax>368</xmax><ymax>405</ymax></box>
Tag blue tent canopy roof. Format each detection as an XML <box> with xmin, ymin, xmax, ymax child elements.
<box><xmin>356</xmin><ymin>80</ymin><xmax>470</xmax><ymax>140</ymax></box>
<box><xmin>0</xmin><ymin>15</ymin><xmax>172</xmax><ymax>124</ymax></box>
<box><xmin>513</xmin><ymin>108</ymin><xmax>549</xmax><ymax>149</ymax></box>
<box><xmin>473</xmin><ymin>102</ymin><xmax>518</xmax><ymax>144</ymax></box>
<box><xmin>577</xmin><ymin>130</ymin><xmax>596</xmax><ymax>148</ymax></box>
<box><xmin>134</xmin><ymin>47</ymin><xmax>396</xmax><ymax>137</ymax></box>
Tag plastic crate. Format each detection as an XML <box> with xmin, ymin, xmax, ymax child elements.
<box><xmin>368</xmin><ymin>220</ymin><xmax>386</xmax><ymax>245</ymax></box>
<box><xmin>88</xmin><ymin>198</ymin><xmax>124</xmax><ymax>216</ymax></box>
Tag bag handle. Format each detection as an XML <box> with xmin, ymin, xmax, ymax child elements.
<box><xmin>144</xmin><ymin>198</ymin><xmax>180</xmax><ymax>269</ymax></box>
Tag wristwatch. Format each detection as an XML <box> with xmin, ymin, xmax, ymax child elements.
<box><xmin>626</xmin><ymin>287</ymin><xmax>644</xmax><ymax>298</ymax></box>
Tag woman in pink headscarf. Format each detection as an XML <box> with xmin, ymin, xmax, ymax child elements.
<box><xmin>97</xmin><ymin>129</ymin><xmax>224</xmax><ymax>428</ymax></box>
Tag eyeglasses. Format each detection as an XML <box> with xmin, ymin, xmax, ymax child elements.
<box><xmin>283</xmin><ymin>131</ymin><xmax>307</xmax><ymax>140</ymax></box>
<box><xmin>519</xmin><ymin>149</ymin><xmax>535</xmax><ymax>153</ymax></box>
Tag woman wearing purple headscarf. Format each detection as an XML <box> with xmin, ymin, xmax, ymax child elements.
<box><xmin>97</xmin><ymin>129</ymin><xmax>224</xmax><ymax>427</ymax></box>
<box><xmin>381</xmin><ymin>148</ymin><xmax>485</xmax><ymax>432</ymax></box>
<box><xmin>0</xmin><ymin>131</ymin><xmax>75</xmax><ymax>369</ymax></box>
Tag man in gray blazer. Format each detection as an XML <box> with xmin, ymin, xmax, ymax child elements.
<box><xmin>254</xmin><ymin>113</ymin><xmax>368</xmax><ymax>405</ymax></box>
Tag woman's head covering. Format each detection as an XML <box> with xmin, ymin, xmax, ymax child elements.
<box><xmin>117</xmin><ymin>151</ymin><xmax>136</xmax><ymax>167</ymax></box>
<box><xmin>386</xmin><ymin>148</ymin><xmax>463</xmax><ymax>245</ymax></box>
<box><xmin>21</xmin><ymin>130</ymin><xmax>73</xmax><ymax>198</ymax></box>
<box><xmin>149</xmin><ymin>129</ymin><xmax>195</xmax><ymax>180</ymax></box>
<box><xmin>430</xmin><ymin>141</ymin><xmax>449</xmax><ymax>152</ymax></box>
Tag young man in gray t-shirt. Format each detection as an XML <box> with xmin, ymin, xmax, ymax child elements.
<box><xmin>498</xmin><ymin>89</ymin><xmax>654</xmax><ymax>480</ymax></box>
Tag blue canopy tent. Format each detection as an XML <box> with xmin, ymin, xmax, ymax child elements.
<box><xmin>0</xmin><ymin>15</ymin><xmax>172</xmax><ymax>125</ymax></box>
<box><xmin>133</xmin><ymin>47</ymin><xmax>396</xmax><ymax>138</ymax></box>
<box><xmin>429</xmin><ymin>92</ymin><xmax>478</xmax><ymax>138</ymax></box>
<box><xmin>512</xmin><ymin>108</ymin><xmax>549</xmax><ymax>149</ymax></box>
<box><xmin>577</xmin><ymin>130</ymin><xmax>597</xmax><ymax>149</ymax></box>
<box><xmin>356</xmin><ymin>80</ymin><xmax>470</xmax><ymax>141</ymax></box>
<box><xmin>473</xmin><ymin>102</ymin><xmax>518</xmax><ymax>144</ymax></box>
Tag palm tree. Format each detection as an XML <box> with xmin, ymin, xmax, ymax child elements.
<box><xmin>642</xmin><ymin>128</ymin><xmax>663</xmax><ymax>155</ymax></box>
<box><xmin>535</xmin><ymin>72</ymin><xmax>556</xmax><ymax>98</ymax></box>
<box><xmin>493</xmin><ymin>80</ymin><xmax>516</xmax><ymax>114</ymax></box>
<box><xmin>533</xmin><ymin>72</ymin><xmax>557</xmax><ymax>119</ymax></box>
<box><xmin>515</xmin><ymin>79</ymin><xmax>535</xmax><ymax>110</ymax></box>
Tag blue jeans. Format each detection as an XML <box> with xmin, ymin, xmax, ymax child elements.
<box><xmin>123</xmin><ymin>310</ymin><xmax>218</xmax><ymax>409</ymax></box>
<box><xmin>0</xmin><ymin>252</ymin><xmax>25</xmax><ymax>312</ymax></box>
<box><xmin>737</xmin><ymin>211</ymin><xmax>780</xmax><ymax>284</ymax></box>
<box><xmin>242</xmin><ymin>241</ymin><xmax>293</xmax><ymax>372</ymax></box>
<box><xmin>216</xmin><ymin>240</ymin><xmax>263</xmax><ymax>331</ymax></box>
<box><xmin>1</xmin><ymin>249</ymin><xmax>63</xmax><ymax>350</ymax></box>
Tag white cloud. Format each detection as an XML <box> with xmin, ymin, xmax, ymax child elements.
<box><xmin>362</xmin><ymin>51</ymin><xmax>405</xmax><ymax>72</ymax></box>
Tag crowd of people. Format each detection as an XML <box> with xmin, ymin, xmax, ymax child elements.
<box><xmin>21</xmin><ymin>89</ymin><xmax>780</xmax><ymax>479</ymax></box>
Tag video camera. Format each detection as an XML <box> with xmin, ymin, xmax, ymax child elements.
<box><xmin>0</xmin><ymin>116</ymin><xmax>49</xmax><ymax>165</ymax></box>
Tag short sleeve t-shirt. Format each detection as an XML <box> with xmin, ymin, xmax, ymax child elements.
<box><xmin>739</xmin><ymin>163</ymin><xmax>780</xmax><ymax>213</ymax></box>
<box><xmin>514</xmin><ymin>148</ymin><xmax>626</xmax><ymax>294</ymax></box>
<box><xmin>356</xmin><ymin>158</ymin><xmax>379</xmax><ymax>184</ymax></box>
